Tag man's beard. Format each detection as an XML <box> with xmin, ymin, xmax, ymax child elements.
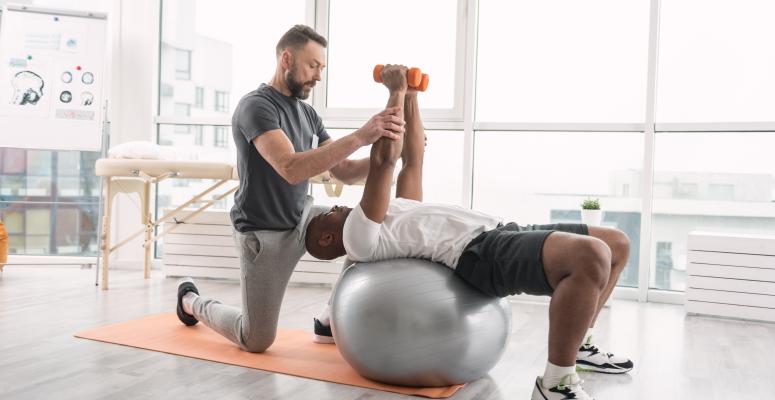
<box><xmin>285</xmin><ymin>67</ymin><xmax>313</xmax><ymax>99</ymax></box>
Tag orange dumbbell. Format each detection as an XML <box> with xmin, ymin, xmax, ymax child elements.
<box><xmin>373</xmin><ymin>64</ymin><xmax>430</xmax><ymax>92</ymax></box>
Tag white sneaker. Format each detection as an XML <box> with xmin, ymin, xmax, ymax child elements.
<box><xmin>576</xmin><ymin>340</ymin><xmax>633</xmax><ymax>374</ymax></box>
<box><xmin>532</xmin><ymin>373</ymin><xmax>594</xmax><ymax>400</ymax></box>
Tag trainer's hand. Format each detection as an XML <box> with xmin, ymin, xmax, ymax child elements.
<box><xmin>356</xmin><ymin>106</ymin><xmax>405</xmax><ymax>145</ymax></box>
<box><xmin>381</xmin><ymin>64</ymin><xmax>408</xmax><ymax>93</ymax></box>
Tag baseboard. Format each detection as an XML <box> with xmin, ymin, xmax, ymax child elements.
<box><xmin>4</xmin><ymin>255</ymin><xmax>98</xmax><ymax>266</ymax></box>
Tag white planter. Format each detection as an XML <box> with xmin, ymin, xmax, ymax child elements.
<box><xmin>581</xmin><ymin>209</ymin><xmax>603</xmax><ymax>227</ymax></box>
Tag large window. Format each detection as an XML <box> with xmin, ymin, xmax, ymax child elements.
<box><xmin>656</xmin><ymin>0</ymin><xmax>775</xmax><ymax>122</ymax></box>
<box><xmin>476</xmin><ymin>0</ymin><xmax>650</xmax><ymax>123</ymax></box>
<box><xmin>152</xmin><ymin>0</ymin><xmax>775</xmax><ymax>299</ymax></box>
<box><xmin>650</xmin><ymin>132</ymin><xmax>775</xmax><ymax>291</ymax></box>
<box><xmin>473</xmin><ymin>132</ymin><xmax>644</xmax><ymax>287</ymax></box>
<box><xmin>159</xmin><ymin>0</ymin><xmax>307</xmax><ymax>120</ymax></box>
<box><xmin>155</xmin><ymin>0</ymin><xmax>306</xmax><ymax>245</ymax></box>
<box><xmin>321</xmin><ymin>0</ymin><xmax>462</xmax><ymax>119</ymax></box>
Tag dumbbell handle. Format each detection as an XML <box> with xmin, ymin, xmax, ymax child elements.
<box><xmin>373</xmin><ymin>64</ymin><xmax>429</xmax><ymax>92</ymax></box>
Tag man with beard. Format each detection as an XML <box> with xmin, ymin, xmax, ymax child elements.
<box><xmin>174</xmin><ymin>25</ymin><xmax>405</xmax><ymax>353</ymax></box>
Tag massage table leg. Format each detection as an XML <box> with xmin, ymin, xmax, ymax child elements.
<box><xmin>101</xmin><ymin>176</ymin><xmax>112</xmax><ymax>290</ymax></box>
<box><xmin>142</xmin><ymin>181</ymin><xmax>152</xmax><ymax>279</ymax></box>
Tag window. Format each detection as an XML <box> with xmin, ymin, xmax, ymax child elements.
<box><xmin>193</xmin><ymin>126</ymin><xmax>204</xmax><ymax>146</ymax></box>
<box><xmin>153</xmin><ymin>0</ymin><xmax>775</xmax><ymax>299</ymax></box>
<box><xmin>174</xmin><ymin>103</ymin><xmax>191</xmax><ymax>133</ymax></box>
<box><xmin>650</xmin><ymin>132</ymin><xmax>775</xmax><ymax>291</ymax></box>
<box><xmin>214</xmin><ymin>91</ymin><xmax>229</xmax><ymax>113</ymax></box>
<box><xmin>654</xmin><ymin>242</ymin><xmax>674</xmax><ymax>289</ymax></box>
<box><xmin>175</xmin><ymin>48</ymin><xmax>192</xmax><ymax>80</ymax></box>
<box><xmin>656</xmin><ymin>0</ymin><xmax>775</xmax><ymax>122</ymax></box>
<box><xmin>0</xmin><ymin>149</ymin><xmax>99</xmax><ymax>256</ymax></box>
<box><xmin>213</xmin><ymin>126</ymin><xmax>228</xmax><ymax>148</ymax></box>
<box><xmin>473</xmin><ymin>132</ymin><xmax>644</xmax><ymax>287</ymax></box>
<box><xmin>195</xmin><ymin>87</ymin><xmax>204</xmax><ymax>108</ymax></box>
<box><xmin>476</xmin><ymin>0</ymin><xmax>650</xmax><ymax>123</ymax></box>
<box><xmin>323</xmin><ymin>0</ymin><xmax>461</xmax><ymax>117</ymax></box>
<box><xmin>158</xmin><ymin>0</ymin><xmax>306</xmax><ymax>120</ymax></box>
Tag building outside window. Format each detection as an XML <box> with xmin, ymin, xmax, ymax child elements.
<box><xmin>213</xmin><ymin>126</ymin><xmax>228</xmax><ymax>148</ymax></box>
<box><xmin>214</xmin><ymin>91</ymin><xmax>229</xmax><ymax>112</ymax></box>
<box><xmin>175</xmin><ymin>48</ymin><xmax>191</xmax><ymax>80</ymax></box>
<box><xmin>193</xmin><ymin>125</ymin><xmax>204</xmax><ymax>145</ymax></box>
<box><xmin>174</xmin><ymin>103</ymin><xmax>191</xmax><ymax>134</ymax></box>
<box><xmin>194</xmin><ymin>86</ymin><xmax>204</xmax><ymax>108</ymax></box>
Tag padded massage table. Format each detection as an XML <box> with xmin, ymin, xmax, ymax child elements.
<box><xmin>95</xmin><ymin>158</ymin><xmax>345</xmax><ymax>289</ymax></box>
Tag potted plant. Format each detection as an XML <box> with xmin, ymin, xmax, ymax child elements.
<box><xmin>580</xmin><ymin>197</ymin><xmax>602</xmax><ymax>227</ymax></box>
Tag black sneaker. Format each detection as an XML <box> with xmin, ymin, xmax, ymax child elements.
<box><xmin>176</xmin><ymin>278</ymin><xmax>199</xmax><ymax>326</ymax></box>
<box><xmin>576</xmin><ymin>339</ymin><xmax>634</xmax><ymax>374</ymax></box>
<box><xmin>312</xmin><ymin>318</ymin><xmax>334</xmax><ymax>344</ymax></box>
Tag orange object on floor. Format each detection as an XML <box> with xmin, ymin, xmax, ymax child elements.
<box><xmin>75</xmin><ymin>313</ymin><xmax>464</xmax><ymax>398</ymax></box>
<box><xmin>0</xmin><ymin>221</ymin><xmax>8</xmax><ymax>272</ymax></box>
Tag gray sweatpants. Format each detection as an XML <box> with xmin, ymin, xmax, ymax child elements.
<box><xmin>189</xmin><ymin>196</ymin><xmax>328</xmax><ymax>352</ymax></box>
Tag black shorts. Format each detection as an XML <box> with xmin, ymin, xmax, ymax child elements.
<box><xmin>455</xmin><ymin>222</ymin><xmax>589</xmax><ymax>297</ymax></box>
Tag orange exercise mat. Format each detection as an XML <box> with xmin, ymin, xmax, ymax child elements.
<box><xmin>75</xmin><ymin>313</ymin><xmax>464</xmax><ymax>398</ymax></box>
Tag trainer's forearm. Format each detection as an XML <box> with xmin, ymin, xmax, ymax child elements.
<box><xmin>330</xmin><ymin>157</ymin><xmax>370</xmax><ymax>184</ymax></box>
<box><xmin>282</xmin><ymin>134</ymin><xmax>364</xmax><ymax>184</ymax></box>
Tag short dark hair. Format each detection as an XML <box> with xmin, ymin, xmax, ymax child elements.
<box><xmin>276</xmin><ymin>24</ymin><xmax>327</xmax><ymax>56</ymax></box>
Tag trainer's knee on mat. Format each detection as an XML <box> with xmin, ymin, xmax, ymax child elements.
<box><xmin>240</xmin><ymin>332</ymin><xmax>276</xmax><ymax>353</ymax></box>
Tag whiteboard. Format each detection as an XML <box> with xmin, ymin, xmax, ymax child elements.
<box><xmin>0</xmin><ymin>4</ymin><xmax>107</xmax><ymax>151</ymax></box>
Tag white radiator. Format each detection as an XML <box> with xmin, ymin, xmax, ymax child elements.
<box><xmin>161</xmin><ymin>209</ymin><xmax>343</xmax><ymax>284</ymax></box>
<box><xmin>686</xmin><ymin>231</ymin><xmax>775</xmax><ymax>322</ymax></box>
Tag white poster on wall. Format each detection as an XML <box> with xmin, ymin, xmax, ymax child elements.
<box><xmin>0</xmin><ymin>4</ymin><xmax>107</xmax><ymax>151</ymax></box>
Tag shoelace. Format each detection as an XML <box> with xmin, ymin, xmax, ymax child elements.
<box><xmin>581</xmin><ymin>343</ymin><xmax>614</xmax><ymax>359</ymax></box>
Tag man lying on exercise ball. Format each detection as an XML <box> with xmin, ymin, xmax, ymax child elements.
<box><xmin>305</xmin><ymin>64</ymin><xmax>633</xmax><ymax>400</ymax></box>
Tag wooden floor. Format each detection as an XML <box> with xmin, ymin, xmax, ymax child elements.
<box><xmin>0</xmin><ymin>266</ymin><xmax>773</xmax><ymax>400</ymax></box>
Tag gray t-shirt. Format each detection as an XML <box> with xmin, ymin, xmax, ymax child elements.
<box><xmin>230</xmin><ymin>84</ymin><xmax>330</xmax><ymax>232</ymax></box>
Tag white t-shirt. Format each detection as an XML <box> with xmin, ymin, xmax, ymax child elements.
<box><xmin>342</xmin><ymin>198</ymin><xmax>502</xmax><ymax>268</ymax></box>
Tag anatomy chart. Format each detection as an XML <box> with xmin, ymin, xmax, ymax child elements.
<box><xmin>0</xmin><ymin>5</ymin><xmax>107</xmax><ymax>151</ymax></box>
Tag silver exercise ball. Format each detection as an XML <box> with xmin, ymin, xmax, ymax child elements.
<box><xmin>330</xmin><ymin>258</ymin><xmax>512</xmax><ymax>387</ymax></box>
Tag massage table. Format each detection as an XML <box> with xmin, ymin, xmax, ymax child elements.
<box><xmin>95</xmin><ymin>158</ymin><xmax>345</xmax><ymax>289</ymax></box>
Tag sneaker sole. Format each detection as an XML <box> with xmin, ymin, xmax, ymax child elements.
<box><xmin>313</xmin><ymin>334</ymin><xmax>335</xmax><ymax>344</ymax></box>
<box><xmin>576</xmin><ymin>364</ymin><xmax>632</xmax><ymax>374</ymax></box>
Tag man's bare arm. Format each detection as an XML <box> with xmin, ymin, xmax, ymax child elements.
<box><xmin>252</xmin><ymin>107</ymin><xmax>403</xmax><ymax>185</ymax></box>
<box><xmin>396</xmin><ymin>91</ymin><xmax>425</xmax><ymax>201</ymax></box>
<box><xmin>360</xmin><ymin>65</ymin><xmax>407</xmax><ymax>223</ymax></box>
